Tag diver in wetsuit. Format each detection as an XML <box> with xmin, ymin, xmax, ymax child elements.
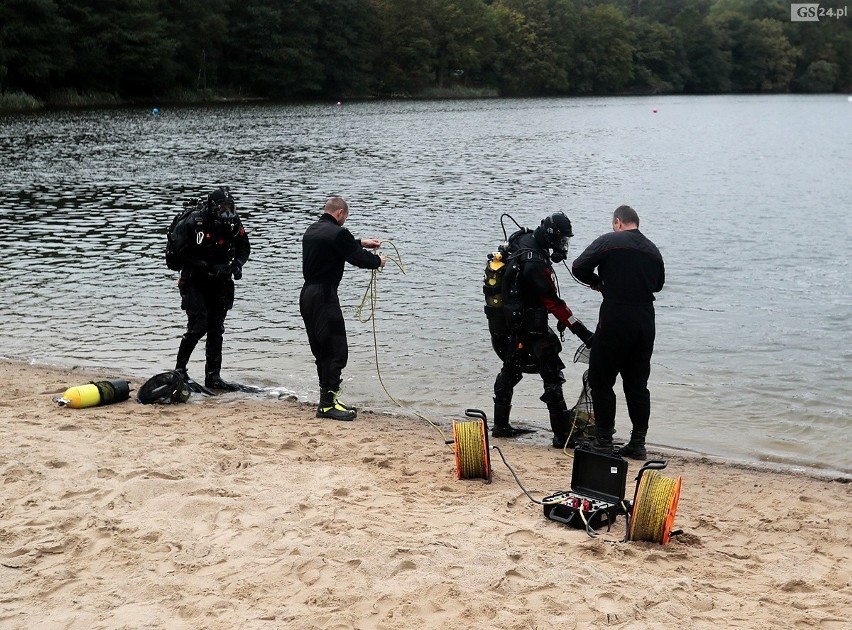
<box><xmin>490</xmin><ymin>213</ymin><xmax>594</xmax><ymax>448</ymax></box>
<box><xmin>172</xmin><ymin>186</ymin><xmax>250</xmax><ymax>391</ymax></box>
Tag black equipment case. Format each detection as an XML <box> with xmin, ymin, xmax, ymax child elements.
<box><xmin>543</xmin><ymin>447</ymin><xmax>628</xmax><ymax>532</ymax></box>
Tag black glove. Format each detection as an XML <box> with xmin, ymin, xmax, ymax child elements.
<box><xmin>230</xmin><ymin>262</ymin><xmax>243</xmax><ymax>281</ymax></box>
<box><xmin>572</xmin><ymin>321</ymin><xmax>595</xmax><ymax>346</ymax></box>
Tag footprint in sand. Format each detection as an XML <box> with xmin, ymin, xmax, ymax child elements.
<box><xmin>502</xmin><ymin>568</ymin><xmax>527</xmax><ymax>582</ymax></box>
<box><xmin>391</xmin><ymin>559</ymin><xmax>417</xmax><ymax>576</ymax></box>
<box><xmin>592</xmin><ymin>592</ymin><xmax>626</xmax><ymax>624</ymax></box>
<box><xmin>506</xmin><ymin>529</ymin><xmax>538</xmax><ymax>544</ymax></box>
<box><xmin>144</xmin><ymin>470</ymin><xmax>184</xmax><ymax>480</ymax></box>
<box><xmin>295</xmin><ymin>557</ymin><xmax>326</xmax><ymax>586</ymax></box>
<box><xmin>218</xmin><ymin>460</ymin><xmax>250</xmax><ymax>472</ymax></box>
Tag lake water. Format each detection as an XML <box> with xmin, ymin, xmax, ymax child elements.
<box><xmin>1</xmin><ymin>95</ymin><xmax>850</xmax><ymax>476</ymax></box>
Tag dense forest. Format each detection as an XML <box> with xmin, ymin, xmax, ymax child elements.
<box><xmin>1</xmin><ymin>0</ymin><xmax>850</xmax><ymax>108</ymax></box>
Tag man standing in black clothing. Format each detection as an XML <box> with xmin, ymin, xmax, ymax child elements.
<box><xmin>571</xmin><ymin>205</ymin><xmax>665</xmax><ymax>459</ymax></box>
<box><xmin>173</xmin><ymin>186</ymin><xmax>251</xmax><ymax>391</ymax></box>
<box><xmin>301</xmin><ymin>196</ymin><xmax>386</xmax><ymax>421</ymax></box>
<box><xmin>488</xmin><ymin>212</ymin><xmax>595</xmax><ymax>448</ymax></box>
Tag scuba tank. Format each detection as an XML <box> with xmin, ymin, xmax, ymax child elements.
<box><xmin>483</xmin><ymin>220</ymin><xmax>532</xmax><ymax>360</ymax></box>
<box><xmin>55</xmin><ymin>380</ymin><xmax>131</xmax><ymax>409</ymax></box>
<box><xmin>483</xmin><ymin>248</ymin><xmax>508</xmax><ymax>310</ymax></box>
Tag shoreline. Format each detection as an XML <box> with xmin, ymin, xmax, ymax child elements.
<box><xmin>7</xmin><ymin>356</ymin><xmax>850</xmax><ymax>483</ymax></box>
<box><xmin>1</xmin><ymin>359</ymin><xmax>850</xmax><ymax>627</ymax></box>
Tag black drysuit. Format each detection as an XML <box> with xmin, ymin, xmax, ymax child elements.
<box><xmin>174</xmin><ymin>210</ymin><xmax>250</xmax><ymax>379</ymax></box>
<box><xmin>300</xmin><ymin>213</ymin><xmax>382</xmax><ymax>392</ymax></box>
<box><xmin>571</xmin><ymin>228</ymin><xmax>665</xmax><ymax>440</ymax></box>
<box><xmin>492</xmin><ymin>231</ymin><xmax>590</xmax><ymax>441</ymax></box>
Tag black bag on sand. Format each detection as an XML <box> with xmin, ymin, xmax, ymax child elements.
<box><xmin>136</xmin><ymin>371</ymin><xmax>191</xmax><ymax>404</ymax></box>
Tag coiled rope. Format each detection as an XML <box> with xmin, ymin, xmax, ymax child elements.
<box><xmin>453</xmin><ymin>419</ymin><xmax>489</xmax><ymax>480</ymax></box>
<box><xmin>628</xmin><ymin>469</ymin><xmax>682</xmax><ymax>544</ymax></box>
<box><xmin>355</xmin><ymin>242</ymin><xmax>453</xmax><ymax>449</ymax></box>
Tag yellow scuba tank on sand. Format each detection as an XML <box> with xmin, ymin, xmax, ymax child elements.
<box><xmin>55</xmin><ymin>380</ymin><xmax>131</xmax><ymax>409</ymax></box>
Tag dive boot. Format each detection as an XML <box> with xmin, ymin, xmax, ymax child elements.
<box><xmin>618</xmin><ymin>431</ymin><xmax>647</xmax><ymax>460</ymax></box>
<box><xmin>491</xmin><ymin>402</ymin><xmax>535</xmax><ymax>438</ymax></box>
<box><xmin>332</xmin><ymin>391</ymin><xmax>357</xmax><ymax>413</ymax></box>
<box><xmin>548</xmin><ymin>405</ymin><xmax>571</xmax><ymax>449</ymax></box>
<box><xmin>205</xmin><ymin>374</ymin><xmax>241</xmax><ymax>392</ymax></box>
<box><xmin>586</xmin><ymin>428</ymin><xmax>615</xmax><ymax>455</ymax></box>
<box><xmin>176</xmin><ymin>368</ymin><xmax>214</xmax><ymax>396</ymax></box>
<box><xmin>552</xmin><ymin>434</ymin><xmax>569</xmax><ymax>449</ymax></box>
<box><xmin>317</xmin><ymin>390</ymin><xmax>356</xmax><ymax>421</ymax></box>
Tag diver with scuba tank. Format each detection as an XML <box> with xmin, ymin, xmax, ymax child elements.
<box><xmin>485</xmin><ymin>212</ymin><xmax>594</xmax><ymax>448</ymax></box>
<box><xmin>171</xmin><ymin>186</ymin><xmax>251</xmax><ymax>392</ymax></box>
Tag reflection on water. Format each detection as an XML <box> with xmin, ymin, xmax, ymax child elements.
<box><xmin>1</xmin><ymin>95</ymin><xmax>850</xmax><ymax>475</ymax></box>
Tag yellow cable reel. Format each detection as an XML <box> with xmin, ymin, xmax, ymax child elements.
<box><xmin>452</xmin><ymin>409</ymin><xmax>492</xmax><ymax>482</ymax></box>
<box><xmin>628</xmin><ymin>468</ymin><xmax>682</xmax><ymax>544</ymax></box>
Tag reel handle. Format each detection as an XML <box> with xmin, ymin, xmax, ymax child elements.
<box><xmin>464</xmin><ymin>408</ymin><xmax>487</xmax><ymax>421</ymax></box>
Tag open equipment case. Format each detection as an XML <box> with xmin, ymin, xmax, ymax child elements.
<box><xmin>542</xmin><ymin>446</ymin><xmax>629</xmax><ymax>534</ymax></box>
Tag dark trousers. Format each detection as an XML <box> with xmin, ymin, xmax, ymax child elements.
<box><xmin>494</xmin><ymin>328</ymin><xmax>566</xmax><ymax>408</ymax></box>
<box><xmin>176</xmin><ymin>278</ymin><xmax>234</xmax><ymax>376</ymax></box>
<box><xmin>300</xmin><ymin>282</ymin><xmax>348</xmax><ymax>392</ymax></box>
<box><xmin>587</xmin><ymin>300</ymin><xmax>655</xmax><ymax>438</ymax></box>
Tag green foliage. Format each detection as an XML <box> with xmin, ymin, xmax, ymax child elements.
<box><xmin>0</xmin><ymin>0</ymin><xmax>71</xmax><ymax>93</ymax></box>
<box><xmin>0</xmin><ymin>90</ymin><xmax>43</xmax><ymax>111</ymax></box>
<box><xmin>629</xmin><ymin>18</ymin><xmax>689</xmax><ymax>93</ymax></box>
<box><xmin>157</xmin><ymin>0</ymin><xmax>230</xmax><ymax>91</ymax></box>
<box><xmin>711</xmin><ymin>11</ymin><xmax>798</xmax><ymax>92</ymax></box>
<box><xmin>795</xmin><ymin>60</ymin><xmax>839</xmax><ymax>92</ymax></box>
<box><xmin>314</xmin><ymin>0</ymin><xmax>381</xmax><ymax>98</ymax></box>
<box><xmin>572</xmin><ymin>4</ymin><xmax>634</xmax><ymax>93</ymax></box>
<box><xmin>0</xmin><ymin>0</ymin><xmax>848</xmax><ymax>107</ymax></box>
<box><xmin>490</xmin><ymin>0</ymin><xmax>578</xmax><ymax>95</ymax></box>
<box><xmin>46</xmin><ymin>88</ymin><xmax>122</xmax><ymax>107</ymax></box>
<box><xmin>59</xmin><ymin>0</ymin><xmax>176</xmax><ymax>96</ymax></box>
<box><xmin>225</xmin><ymin>0</ymin><xmax>322</xmax><ymax>98</ymax></box>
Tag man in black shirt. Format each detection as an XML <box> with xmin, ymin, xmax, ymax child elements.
<box><xmin>571</xmin><ymin>205</ymin><xmax>665</xmax><ymax>459</ymax></box>
<box><xmin>301</xmin><ymin>197</ymin><xmax>386</xmax><ymax>421</ymax></box>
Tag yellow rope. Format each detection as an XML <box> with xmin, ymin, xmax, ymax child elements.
<box><xmin>355</xmin><ymin>240</ymin><xmax>406</xmax><ymax>323</ymax></box>
<box><xmin>554</xmin><ymin>408</ymin><xmax>589</xmax><ymax>459</ymax></box>
<box><xmin>629</xmin><ymin>470</ymin><xmax>681</xmax><ymax>543</ymax></box>
<box><xmin>355</xmin><ymin>241</ymin><xmax>453</xmax><ymax>449</ymax></box>
<box><xmin>454</xmin><ymin>420</ymin><xmax>488</xmax><ymax>479</ymax></box>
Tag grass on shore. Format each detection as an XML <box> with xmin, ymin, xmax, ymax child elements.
<box><xmin>1</xmin><ymin>84</ymin><xmax>501</xmax><ymax>113</ymax></box>
<box><xmin>0</xmin><ymin>91</ymin><xmax>42</xmax><ymax>112</ymax></box>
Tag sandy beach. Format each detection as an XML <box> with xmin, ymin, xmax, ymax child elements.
<box><xmin>0</xmin><ymin>361</ymin><xmax>849</xmax><ymax>629</ymax></box>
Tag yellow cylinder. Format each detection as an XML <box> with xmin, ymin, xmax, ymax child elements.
<box><xmin>59</xmin><ymin>384</ymin><xmax>102</xmax><ymax>409</ymax></box>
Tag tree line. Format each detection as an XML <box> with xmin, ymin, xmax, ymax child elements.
<box><xmin>1</xmin><ymin>0</ymin><xmax>850</xmax><ymax>107</ymax></box>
